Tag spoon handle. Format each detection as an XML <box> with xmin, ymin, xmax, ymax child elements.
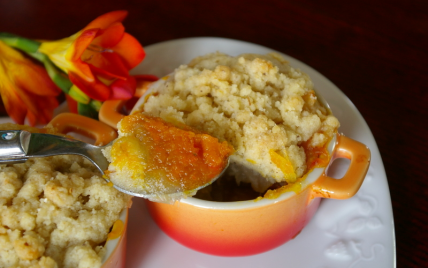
<box><xmin>0</xmin><ymin>130</ymin><xmax>108</xmax><ymax>174</ymax></box>
<box><xmin>0</xmin><ymin>130</ymin><xmax>30</xmax><ymax>164</ymax></box>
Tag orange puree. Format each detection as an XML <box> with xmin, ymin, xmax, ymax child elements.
<box><xmin>109</xmin><ymin>113</ymin><xmax>234</xmax><ymax>195</ymax></box>
<box><xmin>302</xmin><ymin>139</ymin><xmax>331</xmax><ymax>170</ymax></box>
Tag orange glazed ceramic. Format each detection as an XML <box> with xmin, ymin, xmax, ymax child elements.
<box><xmin>147</xmin><ymin>186</ymin><xmax>321</xmax><ymax>256</ymax></box>
<box><xmin>144</xmin><ymin>133</ymin><xmax>370</xmax><ymax>256</ymax></box>
<box><xmin>98</xmin><ymin>83</ymin><xmax>371</xmax><ymax>257</ymax></box>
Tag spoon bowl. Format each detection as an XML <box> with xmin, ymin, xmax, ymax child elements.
<box><xmin>0</xmin><ymin>113</ymin><xmax>231</xmax><ymax>201</ymax></box>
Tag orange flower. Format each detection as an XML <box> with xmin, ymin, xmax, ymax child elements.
<box><xmin>0</xmin><ymin>40</ymin><xmax>61</xmax><ymax>126</ymax></box>
<box><xmin>38</xmin><ymin>10</ymin><xmax>145</xmax><ymax>101</ymax></box>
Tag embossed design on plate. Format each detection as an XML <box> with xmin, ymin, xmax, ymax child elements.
<box><xmin>321</xmin><ymin>169</ymin><xmax>385</xmax><ymax>267</ymax></box>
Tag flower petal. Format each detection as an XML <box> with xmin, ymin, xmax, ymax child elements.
<box><xmin>111</xmin><ymin>33</ymin><xmax>145</xmax><ymax>69</ymax></box>
<box><xmin>86</xmin><ymin>51</ymin><xmax>129</xmax><ymax>80</ymax></box>
<box><xmin>0</xmin><ymin>81</ymin><xmax>27</xmax><ymax>124</ymax></box>
<box><xmin>83</xmin><ymin>10</ymin><xmax>128</xmax><ymax>31</ymax></box>
<box><xmin>1</xmin><ymin>80</ymin><xmax>58</xmax><ymax>126</ymax></box>
<box><xmin>92</xmin><ymin>23</ymin><xmax>125</xmax><ymax>48</ymax></box>
<box><xmin>26</xmin><ymin>94</ymin><xmax>59</xmax><ymax>125</ymax></box>
<box><xmin>110</xmin><ymin>75</ymin><xmax>136</xmax><ymax>100</ymax></box>
<box><xmin>66</xmin><ymin>95</ymin><xmax>78</xmax><ymax>114</ymax></box>
<box><xmin>14</xmin><ymin>63</ymin><xmax>61</xmax><ymax>96</ymax></box>
<box><xmin>71</xmin><ymin>29</ymin><xmax>97</xmax><ymax>61</ymax></box>
<box><xmin>38</xmin><ymin>33</ymin><xmax>79</xmax><ymax>74</ymax></box>
<box><xmin>0</xmin><ymin>41</ymin><xmax>60</xmax><ymax>125</ymax></box>
<box><xmin>69</xmin><ymin>71</ymin><xmax>111</xmax><ymax>101</ymax></box>
<box><xmin>50</xmin><ymin>29</ymin><xmax>98</xmax><ymax>82</ymax></box>
<box><xmin>26</xmin><ymin>110</ymin><xmax>37</xmax><ymax>126</ymax></box>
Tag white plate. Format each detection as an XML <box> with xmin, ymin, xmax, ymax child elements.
<box><xmin>126</xmin><ymin>37</ymin><xmax>395</xmax><ymax>268</ymax></box>
<box><xmin>0</xmin><ymin>37</ymin><xmax>394</xmax><ymax>267</ymax></box>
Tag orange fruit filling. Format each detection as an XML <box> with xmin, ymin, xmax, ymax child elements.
<box><xmin>108</xmin><ymin>113</ymin><xmax>234</xmax><ymax>194</ymax></box>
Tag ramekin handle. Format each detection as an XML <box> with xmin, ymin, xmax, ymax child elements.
<box><xmin>47</xmin><ymin>113</ymin><xmax>117</xmax><ymax>146</ymax></box>
<box><xmin>312</xmin><ymin>134</ymin><xmax>371</xmax><ymax>199</ymax></box>
<box><xmin>99</xmin><ymin>100</ymin><xmax>126</xmax><ymax>130</ymax></box>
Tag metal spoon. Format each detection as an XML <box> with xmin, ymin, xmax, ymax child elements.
<box><xmin>0</xmin><ymin>130</ymin><xmax>229</xmax><ymax>200</ymax></box>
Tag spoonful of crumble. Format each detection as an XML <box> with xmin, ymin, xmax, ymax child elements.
<box><xmin>0</xmin><ymin>112</ymin><xmax>233</xmax><ymax>203</ymax></box>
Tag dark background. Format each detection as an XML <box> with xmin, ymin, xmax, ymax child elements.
<box><xmin>1</xmin><ymin>0</ymin><xmax>427</xmax><ymax>266</ymax></box>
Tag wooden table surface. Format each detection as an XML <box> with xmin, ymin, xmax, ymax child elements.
<box><xmin>1</xmin><ymin>0</ymin><xmax>426</xmax><ymax>267</ymax></box>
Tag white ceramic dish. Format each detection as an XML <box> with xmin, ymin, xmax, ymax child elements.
<box><xmin>125</xmin><ymin>37</ymin><xmax>396</xmax><ymax>268</ymax></box>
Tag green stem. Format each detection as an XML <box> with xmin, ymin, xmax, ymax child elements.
<box><xmin>69</xmin><ymin>85</ymin><xmax>90</xmax><ymax>104</ymax></box>
<box><xmin>78</xmin><ymin>102</ymin><xmax>99</xmax><ymax>120</ymax></box>
<box><xmin>43</xmin><ymin>58</ymin><xmax>73</xmax><ymax>93</ymax></box>
<box><xmin>27</xmin><ymin>51</ymin><xmax>73</xmax><ymax>94</ymax></box>
<box><xmin>90</xmin><ymin>100</ymin><xmax>103</xmax><ymax>112</ymax></box>
<box><xmin>0</xmin><ymin>32</ymin><xmax>40</xmax><ymax>53</ymax></box>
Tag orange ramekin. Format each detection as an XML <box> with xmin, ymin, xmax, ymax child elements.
<box><xmin>47</xmin><ymin>113</ymin><xmax>129</xmax><ymax>267</ymax></box>
<box><xmin>98</xmin><ymin>81</ymin><xmax>371</xmax><ymax>256</ymax></box>
<box><xmin>145</xmin><ymin>133</ymin><xmax>370</xmax><ymax>256</ymax></box>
